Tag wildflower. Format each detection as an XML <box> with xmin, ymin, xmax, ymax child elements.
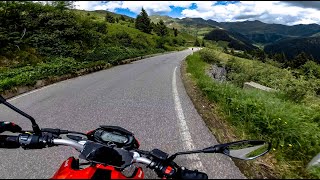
<box><xmin>284</xmin><ymin>122</ymin><xmax>287</xmax><ymax>125</ymax></box>
<box><xmin>288</xmin><ymin>144</ymin><xmax>292</xmax><ymax>147</ymax></box>
<box><xmin>273</xmin><ymin>148</ymin><xmax>276</xmax><ymax>151</ymax></box>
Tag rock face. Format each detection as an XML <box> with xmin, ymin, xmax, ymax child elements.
<box><xmin>206</xmin><ymin>64</ymin><xmax>227</xmax><ymax>82</ymax></box>
<box><xmin>243</xmin><ymin>81</ymin><xmax>276</xmax><ymax>92</ymax></box>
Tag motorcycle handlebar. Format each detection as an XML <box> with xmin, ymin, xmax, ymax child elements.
<box><xmin>52</xmin><ymin>139</ymin><xmax>84</xmax><ymax>151</ymax></box>
<box><xmin>0</xmin><ymin>134</ymin><xmax>84</xmax><ymax>150</ymax></box>
<box><xmin>0</xmin><ymin>135</ymin><xmax>20</xmax><ymax>148</ymax></box>
<box><xmin>0</xmin><ymin>134</ymin><xmax>207</xmax><ymax>178</ymax></box>
<box><xmin>0</xmin><ymin>134</ymin><xmax>157</xmax><ymax>167</ymax></box>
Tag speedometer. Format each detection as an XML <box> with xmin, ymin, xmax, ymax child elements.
<box><xmin>100</xmin><ymin>131</ymin><xmax>128</xmax><ymax>144</ymax></box>
<box><xmin>88</xmin><ymin>126</ymin><xmax>140</xmax><ymax>150</ymax></box>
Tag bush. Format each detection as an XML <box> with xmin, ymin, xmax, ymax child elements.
<box><xmin>156</xmin><ymin>38</ymin><xmax>165</xmax><ymax>49</ymax></box>
<box><xmin>199</xmin><ymin>48</ymin><xmax>220</xmax><ymax>64</ymax></box>
<box><xmin>114</xmin><ymin>31</ymin><xmax>133</xmax><ymax>47</ymax></box>
<box><xmin>132</xmin><ymin>34</ymin><xmax>149</xmax><ymax>49</ymax></box>
<box><xmin>186</xmin><ymin>51</ymin><xmax>320</xmax><ymax>178</ymax></box>
<box><xmin>221</xmin><ymin>50</ymin><xmax>316</xmax><ymax>102</ymax></box>
<box><xmin>301</xmin><ymin>61</ymin><xmax>320</xmax><ymax>79</ymax></box>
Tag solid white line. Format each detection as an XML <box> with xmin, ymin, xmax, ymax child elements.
<box><xmin>8</xmin><ymin>83</ymin><xmax>57</xmax><ymax>102</ymax></box>
<box><xmin>172</xmin><ymin>66</ymin><xmax>204</xmax><ymax>171</ymax></box>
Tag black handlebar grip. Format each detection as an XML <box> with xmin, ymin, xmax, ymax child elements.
<box><xmin>0</xmin><ymin>135</ymin><xmax>20</xmax><ymax>148</ymax></box>
<box><xmin>176</xmin><ymin>168</ymin><xmax>208</xmax><ymax>179</ymax></box>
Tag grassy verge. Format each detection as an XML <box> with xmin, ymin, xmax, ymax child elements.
<box><xmin>0</xmin><ymin>49</ymin><xmax>177</xmax><ymax>98</ymax></box>
<box><xmin>183</xmin><ymin>51</ymin><xmax>320</xmax><ymax>178</ymax></box>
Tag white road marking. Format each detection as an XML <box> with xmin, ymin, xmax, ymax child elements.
<box><xmin>172</xmin><ymin>66</ymin><xmax>205</xmax><ymax>170</ymax></box>
<box><xmin>8</xmin><ymin>84</ymin><xmax>57</xmax><ymax>102</ymax></box>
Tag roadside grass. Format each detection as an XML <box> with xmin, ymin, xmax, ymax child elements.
<box><xmin>0</xmin><ymin>48</ymin><xmax>164</xmax><ymax>93</ymax></box>
<box><xmin>185</xmin><ymin>51</ymin><xmax>320</xmax><ymax>178</ymax></box>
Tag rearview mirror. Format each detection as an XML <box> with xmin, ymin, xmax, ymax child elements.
<box><xmin>222</xmin><ymin>140</ymin><xmax>271</xmax><ymax>160</ymax></box>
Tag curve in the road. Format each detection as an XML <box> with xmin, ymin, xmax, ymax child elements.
<box><xmin>0</xmin><ymin>48</ymin><xmax>245</xmax><ymax>179</ymax></box>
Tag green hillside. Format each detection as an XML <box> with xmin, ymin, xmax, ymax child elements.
<box><xmin>0</xmin><ymin>1</ymin><xmax>194</xmax><ymax>93</ymax></box>
<box><xmin>150</xmin><ymin>15</ymin><xmax>216</xmax><ymax>39</ymax></box>
<box><xmin>204</xmin><ymin>29</ymin><xmax>258</xmax><ymax>51</ymax></box>
<box><xmin>264</xmin><ymin>36</ymin><xmax>320</xmax><ymax>62</ymax></box>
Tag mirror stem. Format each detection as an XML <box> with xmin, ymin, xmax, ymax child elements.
<box><xmin>0</xmin><ymin>97</ymin><xmax>41</xmax><ymax>135</ymax></box>
<box><xmin>202</xmin><ymin>144</ymin><xmax>226</xmax><ymax>153</ymax></box>
<box><xmin>167</xmin><ymin>150</ymin><xmax>203</xmax><ymax>162</ymax></box>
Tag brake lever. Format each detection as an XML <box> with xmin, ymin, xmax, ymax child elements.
<box><xmin>41</xmin><ymin>128</ymin><xmax>68</xmax><ymax>135</ymax></box>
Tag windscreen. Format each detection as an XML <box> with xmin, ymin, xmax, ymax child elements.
<box><xmin>79</xmin><ymin>140</ymin><xmax>133</xmax><ymax>168</ymax></box>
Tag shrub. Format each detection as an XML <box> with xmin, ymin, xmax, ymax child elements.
<box><xmin>301</xmin><ymin>61</ymin><xmax>320</xmax><ymax>79</ymax></box>
<box><xmin>186</xmin><ymin>51</ymin><xmax>320</xmax><ymax>178</ymax></box>
<box><xmin>199</xmin><ymin>48</ymin><xmax>220</xmax><ymax>64</ymax></box>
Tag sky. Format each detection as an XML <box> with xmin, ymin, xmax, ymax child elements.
<box><xmin>73</xmin><ymin>1</ymin><xmax>320</xmax><ymax>26</ymax></box>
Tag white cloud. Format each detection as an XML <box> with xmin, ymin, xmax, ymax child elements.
<box><xmin>119</xmin><ymin>1</ymin><xmax>200</xmax><ymax>15</ymax></box>
<box><xmin>73</xmin><ymin>1</ymin><xmax>320</xmax><ymax>25</ymax></box>
<box><xmin>74</xmin><ymin>1</ymin><xmax>197</xmax><ymax>14</ymax></box>
<box><xmin>74</xmin><ymin>1</ymin><xmax>102</xmax><ymax>10</ymax></box>
<box><xmin>181</xmin><ymin>1</ymin><xmax>320</xmax><ymax>25</ymax></box>
<box><xmin>94</xmin><ymin>1</ymin><xmax>123</xmax><ymax>11</ymax></box>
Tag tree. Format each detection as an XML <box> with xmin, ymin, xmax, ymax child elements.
<box><xmin>250</xmin><ymin>49</ymin><xmax>266</xmax><ymax>62</ymax></box>
<box><xmin>151</xmin><ymin>22</ymin><xmax>156</xmax><ymax>29</ymax></box>
<box><xmin>230</xmin><ymin>48</ymin><xmax>234</xmax><ymax>55</ymax></box>
<box><xmin>115</xmin><ymin>17</ymin><xmax>119</xmax><ymax>23</ymax></box>
<box><xmin>201</xmin><ymin>40</ymin><xmax>205</xmax><ymax>47</ymax></box>
<box><xmin>120</xmin><ymin>15</ymin><xmax>126</xmax><ymax>21</ymax></box>
<box><xmin>52</xmin><ymin>1</ymin><xmax>74</xmax><ymax>10</ymax></box>
<box><xmin>256</xmin><ymin>49</ymin><xmax>266</xmax><ymax>62</ymax></box>
<box><xmin>288</xmin><ymin>51</ymin><xmax>310</xmax><ymax>68</ymax></box>
<box><xmin>273</xmin><ymin>52</ymin><xmax>287</xmax><ymax>64</ymax></box>
<box><xmin>154</xmin><ymin>20</ymin><xmax>168</xmax><ymax>37</ymax></box>
<box><xmin>105</xmin><ymin>13</ymin><xmax>115</xmax><ymax>23</ymax></box>
<box><xmin>173</xmin><ymin>28</ymin><xmax>178</xmax><ymax>37</ymax></box>
<box><xmin>135</xmin><ymin>8</ymin><xmax>152</xmax><ymax>34</ymax></box>
<box><xmin>223</xmin><ymin>47</ymin><xmax>228</xmax><ymax>53</ymax></box>
<box><xmin>194</xmin><ymin>38</ymin><xmax>200</xmax><ymax>47</ymax></box>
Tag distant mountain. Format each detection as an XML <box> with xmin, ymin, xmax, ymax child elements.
<box><xmin>204</xmin><ymin>29</ymin><xmax>258</xmax><ymax>51</ymax></box>
<box><xmin>90</xmin><ymin>10</ymin><xmax>134</xmax><ymax>20</ymax></box>
<box><xmin>150</xmin><ymin>15</ymin><xmax>216</xmax><ymax>39</ymax></box>
<box><xmin>244</xmin><ymin>33</ymin><xmax>285</xmax><ymax>44</ymax></box>
<box><xmin>218</xmin><ymin>20</ymin><xmax>320</xmax><ymax>44</ymax></box>
<box><xmin>150</xmin><ymin>16</ymin><xmax>320</xmax><ymax>45</ymax></box>
<box><xmin>264</xmin><ymin>36</ymin><xmax>320</xmax><ymax>62</ymax></box>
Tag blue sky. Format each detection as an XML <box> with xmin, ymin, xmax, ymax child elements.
<box><xmin>112</xmin><ymin>1</ymin><xmax>239</xmax><ymax>18</ymax></box>
<box><xmin>74</xmin><ymin>1</ymin><xmax>320</xmax><ymax>25</ymax></box>
<box><xmin>111</xmin><ymin>1</ymin><xmax>239</xmax><ymax>18</ymax></box>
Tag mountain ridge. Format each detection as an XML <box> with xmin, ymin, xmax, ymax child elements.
<box><xmin>149</xmin><ymin>15</ymin><xmax>320</xmax><ymax>44</ymax></box>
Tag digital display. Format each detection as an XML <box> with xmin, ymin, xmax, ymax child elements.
<box><xmin>100</xmin><ymin>132</ymin><xmax>128</xmax><ymax>144</ymax></box>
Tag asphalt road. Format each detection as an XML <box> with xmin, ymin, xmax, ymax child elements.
<box><xmin>0</xmin><ymin>48</ymin><xmax>245</xmax><ymax>179</ymax></box>
<box><xmin>229</xmin><ymin>144</ymin><xmax>266</xmax><ymax>159</ymax></box>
